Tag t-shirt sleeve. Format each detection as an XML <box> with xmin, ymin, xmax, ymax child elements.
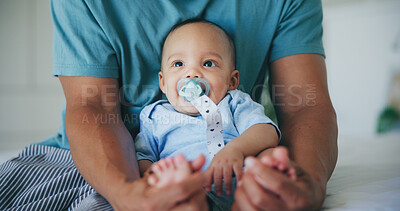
<box><xmin>51</xmin><ymin>0</ymin><xmax>119</xmax><ymax>78</ymax></box>
<box><xmin>269</xmin><ymin>0</ymin><xmax>325</xmax><ymax>63</ymax></box>
<box><xmin>231</xmin><ymin>91</ymin><xmax>281</xmax><ymax>139</ymax></box>
<box><xmin>134</xmin><ymin>110</ymin><xmax>159</xmax><ymax>163</ymax></box>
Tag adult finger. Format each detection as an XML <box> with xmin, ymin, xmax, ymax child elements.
<box><xmin>190</xmin><ymin>154</ymin><xmax>206</xmax><ymax>172</ymax></box>
<box><xmin>147</xmin><ymin>172</ymin><xmax>205</xmax><ymax>210</ymax></box>
<box><xmin>223</xmin><ymin>166</ymin><xmax>232</xmax><ymax>195</ymax></box>
<box><xmin>125</xmin><ymin>178</ymin><xmax>162</xmax><ymax>211</ymax></box>
<box><xmin>147</xmin><ymin>174</ymin><xmax>158</xmax><ymax>186</ymax></box>
<box><xmin>245</xmin><ymin>157</ymin><xmax>300</xmax><ymax>196</ymax></box>
<box><xmin>240</xmin><ymin>173</ymin><xmax>286</xmax><ymax>210</ymax></box>
<box><xmin>247</xmin><ymin>157</ymin><xmax>312</xmax><ymax>209</ymax></box>
<box><xmin>232</xmin><ymin>185</ymin><xmax>257</xmax><ymax>211</ymax></box>
<box><xmin>213</xmin><ymin>167</ymin><xmax>223</xmax><ymax>196</ymax></box>
<box><xmin>281</xmin><ymin>161</ymin><xmax>323</xmax><ymax>210</ymax></box>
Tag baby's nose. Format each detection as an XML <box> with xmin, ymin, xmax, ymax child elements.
<box><xmin>185</xmin><ymin>68</ymin><xmax>202</xmax><ymax>79</ymax></box>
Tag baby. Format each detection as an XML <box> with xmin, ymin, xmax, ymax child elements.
<box><xmin>134</xmin><ymin>19</ymin><xmax>294</xmax><ymax>209</ymax></box>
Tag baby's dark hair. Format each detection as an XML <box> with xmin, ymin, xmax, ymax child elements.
<box><xmin>161</xmin><ymin>18</ymin><xmax>236</xmax><ymax>67</ymax></box>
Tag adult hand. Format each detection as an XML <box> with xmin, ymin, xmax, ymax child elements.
<box><xmin>170</xmin><ymin>188</ymin><xmax>208</xmax><ymax>211</ymax></box>
<box><xmin>112</xmin><ymin>154</ymin><xmax>207</xmax><ymax>211</ymax></box>
<box><xmin>232</xmin><ymin>154</ymin><xmax>325</xmax><ymax>211</ymax></box>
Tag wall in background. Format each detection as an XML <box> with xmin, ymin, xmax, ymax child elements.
<box><xmin>0</xmin><ymin>0</ymin><xmax>65</xmax><ymax>150</ymax></box>
<box><xmin>0</xmin><ymin>0</ymin><xmax>399</xmax><ymax>150</ymax></box>
<box><xmin>322</xmin><ymin>0</ymin><xmax>400</xmax><ymax>136</ymax></box>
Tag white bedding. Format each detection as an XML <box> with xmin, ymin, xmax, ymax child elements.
<box><xmin>1</xmin><ymin>134</ymin><xmax>399</xmax><ymax>210</ymax></box>
<box><xmin>323</xmin><ymin>134</ymin><xmax>400</xmax><ymax>210</ymax></box>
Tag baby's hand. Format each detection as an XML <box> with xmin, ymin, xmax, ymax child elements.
<box><xmin>204</xmin><ymin>146</ymin><xmax>244</xmax><ymax>196</ymax></box>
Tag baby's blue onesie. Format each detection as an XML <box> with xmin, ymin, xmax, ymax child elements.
<box><xmin>135</xmin><ymin>89</ymin><xmax>281</xmax><ymax>210</ymax></box>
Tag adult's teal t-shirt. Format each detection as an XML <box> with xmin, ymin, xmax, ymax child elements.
<box><xmin>40</xmin><ymin>0</ymin><xmax>325</xmax><ymax>149</ymax></box>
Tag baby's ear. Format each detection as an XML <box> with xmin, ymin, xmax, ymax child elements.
<box><xmin>229</xmin><ymin>70</ymin><xmax>239</xmax><ymax>90</ymax></box>
<box><xmin>159</xmin><ymin>71</ymin><xmax>166</xmax><ymax>93</ymax></box>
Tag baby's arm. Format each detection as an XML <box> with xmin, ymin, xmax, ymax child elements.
<box><xmin>205</xmin><ymin>123</ymin><xmax>278</xmax><ymax>195</ymax></box>
<box><xmin>226</xmin><ymin>123</ymin><xmax>279</xmax><ymax>157</ymax></box>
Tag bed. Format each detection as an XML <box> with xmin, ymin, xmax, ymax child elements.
<box><xmin>323</xmin><ymin>133</ymin><xmax>400</xmax><ymax>210</ymax></box>
<box><xmin>1</xmin><ymin>133</ymin><xmax>399</xmax><ymax>210</ymax></box>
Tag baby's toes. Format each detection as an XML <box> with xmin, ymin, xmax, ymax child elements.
<box><xmin>158</xmin><ymin>159</ymin><xmax>169</xmax><ymax>171</ymax></box>
<box><xmin>173</xmin><ymin>154</ymin><xmax>191</xmax><ymax>180</ymax></box>
<box><xmin>260</xmin><ymin>156</ymin><xmax>276</xmax><ymax>168</ymax></box>
<box><xmin>277</xmin><ymin>162</ymin><xmax>287</xmax><ymax>171</ymax></box>
<box><xmin>165</xmin><ymin>157</ymin><xmax>176</xmax><ymax>171</ymax></box>
<box><xmin>272</xmin><ymin>147</ymin><xmax>290</xmax><ymax>167</ymax></box>
<box><xmin>151</xmin><ymin>162</ymin><xmax>163</xmax><ymax>178</ymax></box>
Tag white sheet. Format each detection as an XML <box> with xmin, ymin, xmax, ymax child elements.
<box><xmin>323</xmin><ymin>133</ymin><xmax>400</xmax><ymax>210</ymax></box>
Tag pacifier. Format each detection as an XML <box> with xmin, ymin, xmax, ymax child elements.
<box><xmin>177</xmin><ymin>78</ymin><xmax>210</xmax><ymax>102</ymax></box>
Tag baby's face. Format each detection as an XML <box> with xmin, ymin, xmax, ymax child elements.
<box><xmin>159</xmin><ymin>22</ymin><xmax>238</xmax><ymax>116</ymax></box>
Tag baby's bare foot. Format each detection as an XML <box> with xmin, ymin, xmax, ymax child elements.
<box><xmin>149</xmin><ymin>154</ymin><xmax>192</xmax><ymax>188</ymax></box>
<box><xmin>261</xmin><ymin>147</ymin><xmax>297</xmax><ymax>180</ymax></box>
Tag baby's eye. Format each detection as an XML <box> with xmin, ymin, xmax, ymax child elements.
<box><xmin>174</xmin><ymin>61</ymin><xmax>184</xmax><ymax>67</ymax></box>
<box><xmin>203</xmin><ymin>61</ymin><xmax>216</xmax><ymax>67</ymax></box>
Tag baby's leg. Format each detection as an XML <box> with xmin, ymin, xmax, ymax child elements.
<box><xmin>261</xmin><ymin>147</ymin><xmax>297</xmax><ymax>180</ymax></box>
<box><xmin>149</xmin><ymin>154</ymin><xmax>192</xmax><ymax>188</ymax></box>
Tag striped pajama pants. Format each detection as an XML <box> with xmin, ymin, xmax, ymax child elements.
<box><xmin>0</xmin><ymin>145</ymin><xmax>113</xmax><ymax>211</ymax></box>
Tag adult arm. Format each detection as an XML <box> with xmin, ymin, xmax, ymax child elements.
<box><xmin>60</xmin><ymin>76</ymin><xmax>139</xmax><ymax>207</ymax></box>
<box><xmin>233</xmin><ymin>54</ymin><xmax>338</xmax><ymax>210</ymax></box>
<box><xmin>60</xmin><ymin>76</ymin><xmax>205</xmax><ymax>210</ymax></box>
<box><xmin>271</xmin><ymin>54</ymin><xmax>338</xmax><ymax>193</ymax></box>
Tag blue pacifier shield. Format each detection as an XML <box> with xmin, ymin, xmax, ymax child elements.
<box><xmin>177</xmin><ymin>78</ymin><xmax>210</xmax><ymax>102</ymax></box>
